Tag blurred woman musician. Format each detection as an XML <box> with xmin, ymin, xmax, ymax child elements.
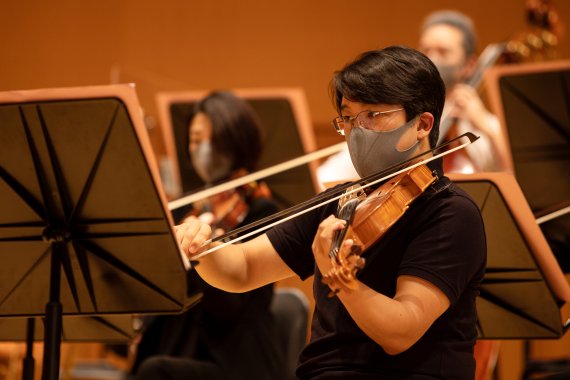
<box><xmin>131</xmin><ymin>91</ymin><xmax>285</xmax><ymax>380</ymax></box>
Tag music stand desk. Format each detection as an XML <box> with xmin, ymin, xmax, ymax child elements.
<box><xmin>0</xmin><ymin>84</ymin><xmax>195</xmax><ymax>379</ymax></box>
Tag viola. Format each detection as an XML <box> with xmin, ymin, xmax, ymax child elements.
<box><xmin>191</xmin><ymin>190</ymin><xmax>249</xmax><ymax>237</ymax></box>
<box><xmin>186</xmin><ymin>170</ymin><xmax>272</xmax><ymax>238</ymax></box>
<box><xmin>322</xmin><ymin>164</ymin><xmax>437</xmax><ymax>297</ymax></box>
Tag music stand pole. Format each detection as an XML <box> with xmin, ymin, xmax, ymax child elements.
<box><xmin>22</xmin><ymin>318</ymin><xmax>35</xmax><ymax>380</ymax></box>
<box><xmin>41</xmin><ymin>242</ymin><xmax>64</xmax><ymax>380</ymax></box>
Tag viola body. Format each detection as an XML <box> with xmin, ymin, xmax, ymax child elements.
<box><xmin>323</xmin><ymin>164</ymin><xmax>436</xmax><ymax>296</ymax></box>
<box><xmin>347</xmin><ymin>164</ymin><xmax>436</xmax><ymax>252</ymax></box>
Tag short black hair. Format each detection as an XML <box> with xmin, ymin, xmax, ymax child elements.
<box><xmin>421</xmin><ymin>10</ymin><xmax>477</xmax><ymax>58</ymax></box>
<box><xmin>331</xmin><ymin>45</ymin><xmax>445</xmax><ymax>148</ymax></box>
<box><xmin>191</xmin><ymin>91</ymin><xmax>264</xmax><ymax>172</ymax></box>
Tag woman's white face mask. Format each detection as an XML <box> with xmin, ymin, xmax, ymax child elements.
<box><xmin>190</xmin><ymin>140</ymin><xmax>233</xmax><ymax>184</ymax></box>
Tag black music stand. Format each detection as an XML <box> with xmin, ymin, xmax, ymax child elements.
<box><xmin>0</xmin><ymin>315</ymin><xmax>136</xmax><ymax>343</ymax></box>
<box><xmin>155</xmin><ymin>89</ymin><xmax>320</xmax><ymax>212</ymax></box>
<box><xmin>450</xmin><ymin>172</ymin><xmax>570</xmax><ymax>339</ymax></box>
<box><xmin>0</xmin><ymin>315</ymin><xmax>137</xmax><ymax>380</ymax></box>
<box><xmin>0</xmin><ymin>85</ymin><xmax>199</xmax><ymax>380</ymax></box>
<box><xmin>485</xmin><ymin>61</ymin><xmax>570</xmax><ymax>271</ymax></box>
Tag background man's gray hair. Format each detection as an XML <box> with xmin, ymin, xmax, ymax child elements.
<box><xmin>421</xmin><ymin>10</ymin><xmax>477</xmax><ymax>57</ymax></box>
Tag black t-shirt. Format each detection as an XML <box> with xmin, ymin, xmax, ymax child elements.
<box><xmin>133</xmin><ymin>197</ymin><xmax>285</xmax><ymax>380</ymax></box>
<box><xmin>266</xmin><ymin>160</ymin><xmax>486</xmax><ymax>380</ymax></box>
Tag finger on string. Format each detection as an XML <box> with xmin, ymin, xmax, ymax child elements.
<box><xmin>322</xmin><ymin>214</ymin><xmax>345</xmax><ymax>231</ymax></box>
<box><xmin>323</xmin><ymin>214</ymin><xmax>336</xmax><ymax>224</ymax></box>
<box><xmin>333</xmin><ymin>219</ymin><xmax>347</xmax><ymax>232</ymax></box>
<box><xmin>317</xmin><ymin>215</ymin><xmax>338</xmax><ymax>235</ymax></box>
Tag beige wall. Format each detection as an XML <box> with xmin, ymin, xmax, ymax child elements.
<box><xmin>2</xmin><ymin>1</ymin><xmax>570</xmax><ymax>379</ymax></box>
<box><xmin>2</xmin><ymin>0</ymin><xmax>569</xmax><ymax>152</ymax></box>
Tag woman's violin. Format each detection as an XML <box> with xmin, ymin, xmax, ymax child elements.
<box><xmin>322</xmin><ymin>164</ymin><xmax>437</xmax><ymax>297</ymax></box>
<box><xmin>186</xmin><ymin>170</ymin><xmax>272</xmax><ymax>238</ymax></box>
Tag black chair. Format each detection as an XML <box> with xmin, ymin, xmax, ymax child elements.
<box><xmin>270</xmin><ymin>288</ymin><xmax>310</xmax><ymax>380</ymax></box>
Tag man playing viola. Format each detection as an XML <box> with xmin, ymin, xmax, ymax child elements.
<box><xmin>177</xmin><ymin>46</ymin><xmax>487</xmax><ymax>380</ymax></box>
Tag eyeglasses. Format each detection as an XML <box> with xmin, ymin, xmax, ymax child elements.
<box><xmin>331</xmin><ymin>108</ymin><xmax>404</xmax><ymax>136</ymax></box>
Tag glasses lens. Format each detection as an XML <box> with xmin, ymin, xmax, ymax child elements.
<box><xmin>356</xmin><ymin>112</ymin><xmax>374</xmax><ymax>129</ymax></box>
<box><xmin>332</xmin><ymin>118</ymin><xmax>346</xmax><ymax>135</ymax></box>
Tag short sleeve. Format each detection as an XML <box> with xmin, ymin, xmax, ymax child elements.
<box><xmin>266</xmin><ymin>212</ymin><xmax>318</xmax><ymax>280</ymax></box>
<box><xmin>398</xmin><ymin>193</ymin><xmax>486</xmax><ymax>304</ymax></box>
<box><xmin>266</xmin><ymin>189</ymin><xmax>342</xmax><ymax>280</ymax></box>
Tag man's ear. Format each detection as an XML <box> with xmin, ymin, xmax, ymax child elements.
<box><xmin>417</xmin><ymin>112</ymin><xmax>434</xmax><ymax>139</ymax></box>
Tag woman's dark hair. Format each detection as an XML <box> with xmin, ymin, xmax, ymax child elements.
<box><xmin>331</xmin><ymin>45</ymin><xmax>446</xmax><ymax>148</ymax></box>
<box><xmin>190</xmin><ymin>91</ymin><xmax>264</xmax><ymax>172</ymax></box>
